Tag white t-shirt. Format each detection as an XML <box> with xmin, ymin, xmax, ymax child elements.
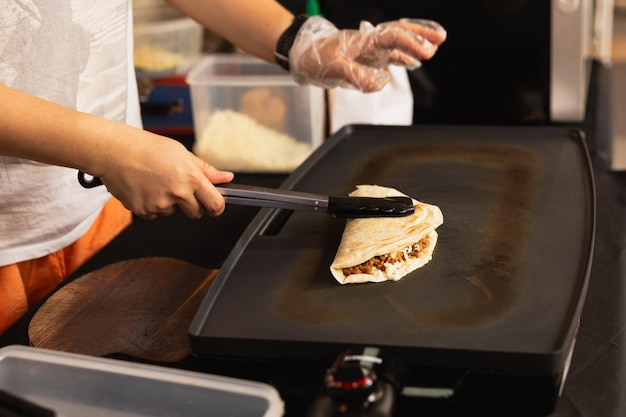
<box><xmin>0</xmin><ymin>0</ymin><xmax>142</xmax><ymax>266</ymax></box>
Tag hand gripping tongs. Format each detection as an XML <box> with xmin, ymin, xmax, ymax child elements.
<box><xmin>77</xmin><ymin>172</ymin><xmax>415</xmax><ymax>218</ymax></box>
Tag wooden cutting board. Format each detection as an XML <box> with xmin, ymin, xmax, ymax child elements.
<box><xmin>28</xmin><ymin>257</ymin><xmax>216</xmax><ymax>363</ymax></box>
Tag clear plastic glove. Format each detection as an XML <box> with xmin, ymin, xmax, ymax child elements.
<box><xmin>289</xmin><ymin>17</ymin><xmax>447</xmax><ymax>93</ymax></box>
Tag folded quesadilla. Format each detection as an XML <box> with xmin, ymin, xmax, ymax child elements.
<box><xmin>330</xmin><ymin>185</ymin><xmax>443</xmax><ymax>284</ymax></box>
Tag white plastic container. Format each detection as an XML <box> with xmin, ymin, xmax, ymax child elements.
<box><xmin>0</xmin><ymin>345</ymin><xmax>284</xmax><ymax>417</ymax></box>
<box><xmin>186</xmin><ymin>54</ymin><xmax>326</xmax><ymax>173</ymax></box>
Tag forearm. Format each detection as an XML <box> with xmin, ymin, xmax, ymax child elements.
<box><xmin>0</xmin><ymin>83</ymin><xmax>139</xmax><ymax>176</ymax></box>
<box><xmin>0</xmin><ymin>82</ymin><xmax>233</xmax><ymax>218</ymax></box>
<box><xmin>165</xmin><ymin>0</ymin><xmax>294</xmax><ymax>63</ymax></box>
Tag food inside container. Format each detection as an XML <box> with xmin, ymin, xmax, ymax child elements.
<box><xmin>186</xmin><ymin>54</ymin><xmax>325</xmax><ymax>173</ymax></box>
<box><xmin>133</xmin><ymin>12</ymin><xmax>204</xmax><ymax>75</ymax></box>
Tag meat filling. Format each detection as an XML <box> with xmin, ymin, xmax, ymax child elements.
<box><xmin>342</xmin><ymin>237</ymin><xmax>431</xmax><ymax>276</ymax></box>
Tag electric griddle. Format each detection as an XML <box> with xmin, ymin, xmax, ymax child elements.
<box><xmin>189</xmin><ymin>125</ymin><xmax>595</xmax><ymax>415</ymax></box>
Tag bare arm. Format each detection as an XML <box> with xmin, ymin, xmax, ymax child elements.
<box><xmin>0</xmin><ymin>83</ymin><xmax>112</xmax><ymax>171</ymax></box>
<box><xmin>0</xmin><ymin>83</ymin><xmax>233</xmax><ymax>219</ymax></box>
<box><xmin>165</xmin><ymin>0</ymin><xmax>294</xmax><ymax>63</ymax></box>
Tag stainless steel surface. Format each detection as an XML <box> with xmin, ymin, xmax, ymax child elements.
<box><xmin>217</xmin><ymin>184</ymin><xmax>329</xmax><ymax>212</ymax></box>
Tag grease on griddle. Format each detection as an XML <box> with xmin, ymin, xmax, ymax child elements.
<box><xmin>273</xmin><ymin>142</ymin><xmax>541</xmax><ymax>329</ymax></box>
<box><xmin>368</xmin><ymin>143</ymin><xmax>541</xmax><ymax>328</ymax></box>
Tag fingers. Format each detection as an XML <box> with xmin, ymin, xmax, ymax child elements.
<box><xmin>136</xmin><ymin>207</ymin><xmax>175</xmax><ymax>220</ymax></box>
<box><xmin>397</xmin><ymin>19</ymin><xmax>448</xmax><ymax>45</ymax></box>
<box><xmin>132</xmin><ymin>194</ymin><xmax>181</xmax><ymax>219</ymax></box>
<box><xmin>173</xmin><ymin>168</ymin><xmax>231</xmax><ymax>219</ymax></box>
<box><xmin>386</xmin><ymin>50</ymin><xmax>423</xmax><ymax>69</ymax></box>
<box><xmin>136</xmin><ymin>213</ymin><xmax>158</xmax><ymax>221</ymax></box>
<box><xmin>134</xmin><ymin>182</ymin><xmax>225</xmax><ymax>220</ymax></box>
<box><xmin>334</xmin><ymin>19</ymin><xmax>445</xmax><ymax>90</ymax></box>
<box><xmin>367</xmin><ymin>28</ymin><xmax>434</xmax><ymax>64</ymax></box>
<box><xmin>201</xmin><ymin>162</ymin><xmax>234</xmax><ymax>185</ymax></box>
<box><xmin>131</xmin><ymin>203</ymin><xmax>176</xmax><ymax>221</ymax></box>
<box><xmin>116</xmin><ymin>158</ymin><xmax>233</xmax><ymax>221</ymax></box>
<box><xmin>190</xmin><ymin>156</ymin><xmax>232</xmax><ymax>218</ymax></box>
<box><xmin>298</xmin><ymin>46</ymin><xmax>392</xmax><ymax>92</ymax></box>
<box><xmin>194</xmin><ymin>186</ymin><xmax>226</xmax><ymax>218</ymax></box>
<box><xmin>356</xmin><ymin>19</ymin><xmax>446</xmax><ymax>68</ymax></box>
<box><xmin>346</xmin><ymin>65</ymin><xmax>391</xmax><ymax>93</ymax></box>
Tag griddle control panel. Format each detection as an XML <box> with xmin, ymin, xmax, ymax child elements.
<box><xmin>307</xmin><ymin>347</ymin><xmax>401</xmax><ymax>417</ymax></box>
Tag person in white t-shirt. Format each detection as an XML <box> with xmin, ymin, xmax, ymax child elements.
<box><xmin>0</xmin><ymin>0</ymin><xmax>446</xmax><ymax>333</ymax></box>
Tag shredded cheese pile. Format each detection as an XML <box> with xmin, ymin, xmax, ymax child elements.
<box><xmin>193</xmin><ymin>110</ymin><xmax>312</xmax><ymax>172</ymax></box>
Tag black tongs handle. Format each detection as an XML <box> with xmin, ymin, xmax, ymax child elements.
<box><xmin>78</xmin><ymin>171</ymin><xmax>102</xmax><ymax>188</ymax></box>
<box><xmin>327</xmin><ymin>196</ymin><xmax>415</xmax><ymax>218</ymax></box>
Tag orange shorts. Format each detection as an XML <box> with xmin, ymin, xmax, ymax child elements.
<box><xmin>0</xmin><ymin>198</ymin><xmax>132</xmax><ymax>334</ymax></box>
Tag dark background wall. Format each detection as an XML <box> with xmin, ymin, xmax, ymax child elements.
<box><xmin>278</xmin><ymin>1</ymin><xmax>550</xmax><ymax>125</ymax></box>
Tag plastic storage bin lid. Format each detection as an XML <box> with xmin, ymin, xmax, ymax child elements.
<box><xmin>186</xmin><ymin>54</ymin><xmax>296</xmax><ymax>86</ymax></box>
<box><xmin>0</xmin><ymin>345</ymin><xmax>283</xmax><ymax>417</ymax></box>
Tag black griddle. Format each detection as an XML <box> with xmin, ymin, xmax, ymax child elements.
<box><xmin>190</xmin><ymin>125</ymin><xmax>595</xmax><ymax>415</ymax></box>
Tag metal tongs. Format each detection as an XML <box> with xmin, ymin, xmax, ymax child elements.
<box><xmin>77</xmin><ymin>172</ymin><xmax>414</xmax><ymax>218</ymax></box>
<box><xmin>216</xmin><ymin>183</ymin><xmax>414</xmax><ymax>218</ymax></box>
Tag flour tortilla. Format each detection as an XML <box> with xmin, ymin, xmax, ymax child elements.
<box><xmin>330</xmin><ymin>185</ymin><xmax>443</xmax><ymax>284</ymax></box>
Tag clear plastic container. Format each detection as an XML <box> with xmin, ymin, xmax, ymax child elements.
<box><xmin>186</xmin><ymin>54</ymin><xmax>326</xmax><ymax>173</ymax></box>
<box><xmin>133</xmin><ymin>17</ymin><xmax>204</xmax><ymax>75</ymax></box>
<box><xmin>0</xmin><ymin>345</ymin><xmax>284</xmax><ymax>417</ymax></box>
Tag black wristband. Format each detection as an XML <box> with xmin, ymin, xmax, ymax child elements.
<box><xmin>274</xmin><ymin>14</ymin><xmax>309</xmax><ymax>71</ymax></box>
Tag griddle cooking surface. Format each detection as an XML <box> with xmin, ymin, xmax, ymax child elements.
<box><xmin>190</xmin><ymin>125</ymin><xmax>595</xmax><ymax>375</ymax></box>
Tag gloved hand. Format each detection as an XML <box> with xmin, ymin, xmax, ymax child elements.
<box><xmin>289</xmin><ymin>17</ymin><xmax>447</xmax><ymax>93</ymax></box>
